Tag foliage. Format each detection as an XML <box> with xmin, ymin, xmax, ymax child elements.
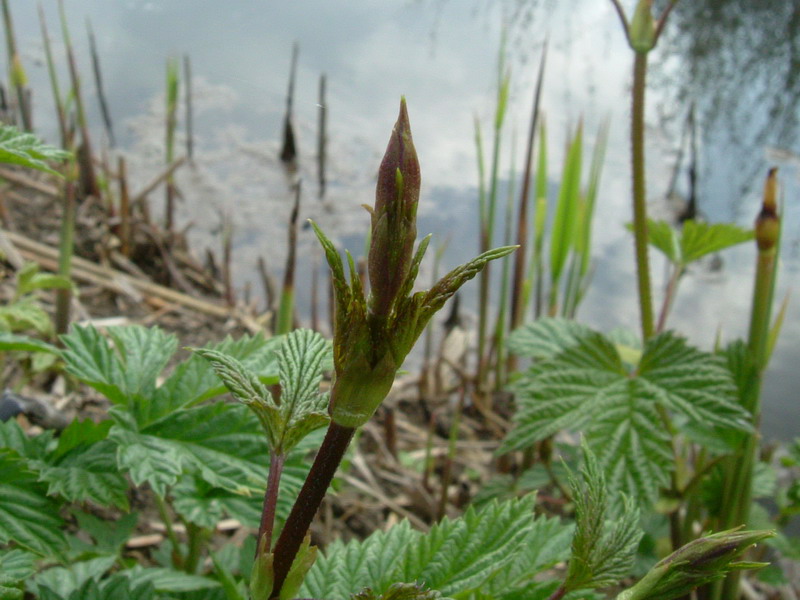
<box><xmin>302</xmin><ymin>496</ymin><xmax>572</xmax><ymax>600</ymax></box>
<box><xmin>503</xmin><ymin>318</ymin><xmax>751</xmax><ymax>506</ymax></box>
<box><xmin>0</xmin><ymin>123</ymin><xmax>69</xmax><ymax>176</ymax></box>
<box><xmin>642</xmin><ymin>219</ymin><xmax>753</xmax><ymax>268</ymax></box>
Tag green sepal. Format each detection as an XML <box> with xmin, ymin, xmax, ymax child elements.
<box><xmin>250</xmin><ymin>535</ymin><xmax>318</xmax><ymax>600</ymax></box>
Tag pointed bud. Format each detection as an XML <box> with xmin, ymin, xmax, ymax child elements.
<box><xmin>368</xmin><ymin>97</ymin><xmax>421</xmax><ymax>318</ymax></box>
<box><xmin>755</xmin><ymin>167</ymin><xmax>780</xmax><ymax>252</ymax></box>
<box><xmin>618</xmin><ymin>528</ymin><xmax>773</xmax><ymax>600</ymax></box>
<box><xmin>628</xmin><ymin>0</ymin><xmax>657</xmax><ymax>53</ymax></box>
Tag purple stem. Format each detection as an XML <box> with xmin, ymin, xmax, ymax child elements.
<box><xmin>269</xmin><ymin>421</ymin><xmax>356</xmax><ymax>600</ymax></box>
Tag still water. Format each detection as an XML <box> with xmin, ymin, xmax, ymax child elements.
<box><xmin>8</xmin><ymin>0</ymin><xmax>799</xmax><ymax>440</ymax></box>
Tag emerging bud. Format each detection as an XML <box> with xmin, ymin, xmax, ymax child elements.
<box><xmin>755</xmin><ymin>167</ymin><xmax>780</xmax><ymax>252</ymax></box>
<box><xmin>368</xmin><ymin>97</ymin><xmax>421</xmax><ymax>318</ymax></box>
<box><xmin>618</xmin><ymin>527</ymin><xmax>773</xmax><ymax>600</ymax></box>
<box><xmin>628</xmin><ymin>0</ymin><xmax>657</xmax><ymax>54</ymax></box>
<box><xmin>311</xmin><ymin>99</ymin><xmax>516</xmax><ymax>430</ymax></box>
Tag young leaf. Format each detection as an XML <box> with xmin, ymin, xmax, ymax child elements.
<box><xmin>0</xmin><ymin>123</ymin><xmax>70</xmax><ymax>175</ymax></box>
<box><xmin>61</xmin><ymin>325</ymin><xmax>177</xmax><ymax>419</ymax></box>
<box><xmin>641</xmin><ymin>219</ymin><xmax>753</xmax><ymax>268</ymax></box>
<box><xmin>193</xmin><ymin>329</ymin><xmax>331</xmax><ymax>454</ymax></box>
<box><xmin>0</xmin><ymin>449</ymin><xmax>67</xmax><ymax>557</ymax></box>
<box><xmin>16</xmin><ymin>263</ymin><xmax>73</xmax><ymax>296</ymax></box>
<box><xmin>155</xmin><ymin>333</ymin><xmax>281</xmax><ymax>423</ymax></box>
<box><xmin>564</xmin><ymin>441</ymin><xmax>642</xmax><ymax>592</ymax></box>
<box><xmin>503</xmin><ymin>328</ymin><xmax>750</xmax><ymax>506</ymax></box>
<box><xmin>0</xmin><ymin>297</ymin><xmax>54</xmax><ymax>336</ymax></box>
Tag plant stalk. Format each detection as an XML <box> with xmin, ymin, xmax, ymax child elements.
<box><xmin>256</xmin><ymin>450</ymin><xmax>285</xmax><ymax>556</ymax></box>
<box><xmin>631</xmin><ymin>52</ymin><xmax>655</xmax><ymax>341</ymax></box>
<box><xmin>154</xmin><ymin>491</ymin><xmax>184</xmax><ymax>570</ymax></box>
<box><xmin>54</xmin><ymin>178</ymin><xmax>76</xmax><ymax>336</ymax></box>
<box><xmin>269</xmin><ymin>420</ymin><xmax>355</xmax><ymax>599</ymax></box>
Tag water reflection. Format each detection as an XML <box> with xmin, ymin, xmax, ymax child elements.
<box><xmin>8</xmin><ymin>0</ymin><xmax>798</xmax><ymax>440</ymax></box>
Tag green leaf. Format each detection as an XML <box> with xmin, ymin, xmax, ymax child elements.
<box><xmin>302</xmin><ymin>497</ymin><xmax>571</xmax><ymax>600</ymax></box>
<box><xmin>16</xmin><ymin>263</ymin><xmax>74</xmax><ymax>296</ymax></box>
<box><xmin>60</xmin><ymin>325</ymin><xmax>127</xmax><ymax>405</ymax></box>
<box><xmin>0</xmin><ymin>124</ymin><xmax>69</xmax><ymax>176</ymax></box>
<box><xmin>0</xmin><ymin>297</ymin><xmax>53</xmax><ymax>336</ymax></box>
<box><xmin>50</xmin><ymin>418</ymin><xmax>112</xmax><ymax>461</ymax></box>
<box><xmin>33</xmin><ymin>556</ymin><xmax>118</xmax><ymax>599</ymax></box>
<box><xmin>110</xmin><ymin>402</ymin><xmax>268</xmax><ymax>497</ymax></box>
<box><xmin>38</xmin><ymin>440</ymin><xmax>129</xmax><ymax>509</ymax></box>
<box><xmin>274</xmin><ymin>328</ymin><xmax>331</xmax><ymax>450</ymax></box>
<box><xmin>155</xmin><ymin>333</ymin><xmax>281</xmax><ymax>424</ymax></box>
<box><xmin>564</xmin><ymin>441</ymin><xmax>642</xmax><ymax>592</ymax></box>
<box><xmin>0</xmin><ymin>331</ymin><xmax>60</xmax><ymax>355</ymax></box>
<box><xmin>119</xmin><ymin>566</ymin><xmax>221</xmax><ymax>593</ymax></box>
<box><xmin>352</xmin><ymin>582</ymin><xmax>441</xmax><ymax>600</ymax></box>
<box><xmin>643</xmin><ymin>219</ymin><xmax>753</xmax><ymax>267</ymax></box>
<box><xmin>550</xmin><ymin>125</ymin><xmax>583</xmax><ymax>284</ymax></box>
<box><xmin>193</xmin><ymin>329</ymin><xmax>330</xmax><ymax>453</ymax></box>
<box><xmin>503</xmin><ymin>328</ymin><xmax>749</xmax><ymax>505</ymax></box>
<box><xmin>60</xmin><ymin>325</ymin><xmax>177</xmax><ymax>418</ymax></box>
<box><xmin>508</xmin><ymin>317</ymin><xmax>592</xmax><ymax>360</ymax></box>
<box><xmin>72</xmin><ymin>511</ymin><xmax>138</xmax><ymax>556</ymax></box>
<box><xmin>0</xmin><ymin>449</ymin><xmax>66</xmax><ymax>557</ymax></box>
<box><xmin>0</xmin><ymin>549</ymin><xmax>37</xmax><ymax>580</ymax></box>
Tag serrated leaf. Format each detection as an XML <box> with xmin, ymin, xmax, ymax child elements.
<box><xmin>643</xmin><ymin>219</ymin><xmax>753</xmax><ymax>267</ymax></box>
<box><xmin>110</xmin><ymin>402</ymin><xmax>268</xmax><ymax>497</ymax></box>
<box><xmin>0</xmin><ymin>549</ymin><xmax>37</xmax><ymax>580</ymax></box>
<box><xmin>0</xmin><ymin>449</ymin><xmax>66</xmax><ymax>557</ymax></box>
<box><xmin>155</xmin><ymin>333</ymin><xmax>281</xmax><ymax>424</ymax></box>
<box><xmin>194</xmin><ymin>329</ymin><xmax>330</xmax><ymax>454</ymax></box>
<box><xmin>503</xmin><ymin>328</ymin><xmax>749</xmax><ymax>505</ymax></box>
<box><xmin>276</xmin><ymin>329</ymin><xmax>331</xmax><ymax>450</ymax></box>
<box><xmin>60</xmin><ymin>325</ymin><xmax>127</xmax><ymax>405</ymax></box>
<box><xmin>0</xmin><ymin>124</ymin><xmax>70</xmax><ymax>175</ymax></box>
<box><xmin>508</xmin><ymin>318</ymin><xmax>592</xmax><ymax>360</ymax></box>
<box><xmin>38</xmin><ymin>440</ymin><xmax>129</xmax><ymax>509</ymax></box>
<box><xmin>60</xmin><ymin>325</ymin><xmax>176</xmax><ymax>420</ymax></box>
<box><xmin>564</xmin><ymin>442</ymin><xmax>642</xmax><ymax>592</ymax></box>
<box><xmin>302</xmin><ymin>497</ymin><xmax>568</xmax><ymax>600</ymax></box>
<box><xmin>32</xmin><ymin>556</ymin><xmax>118</xmax><ymax>599</ymax></box>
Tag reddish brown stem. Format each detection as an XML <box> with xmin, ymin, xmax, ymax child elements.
<box><xmin>269</xmin><ymin>421</ymin><xmax>355</xmax><ymax>600</ymax></box>
<box><xmin>256</xmin><ymin>451</ymin><xmax>285</xmax><ymax>557</ymax></box>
